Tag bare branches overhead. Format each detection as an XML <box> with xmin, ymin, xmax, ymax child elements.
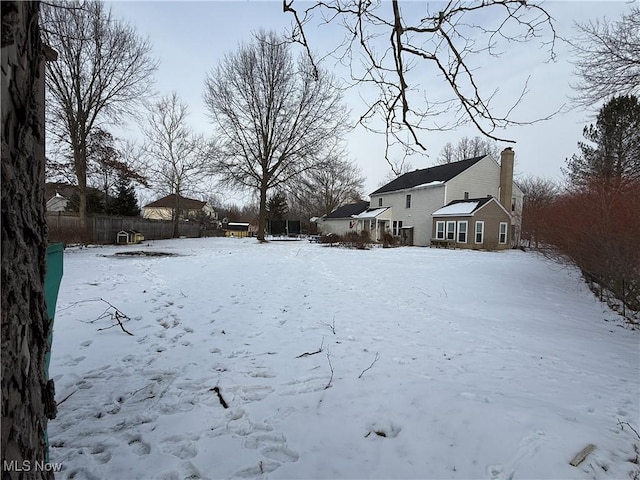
<box><xmin>284</xmin><ymin>0</ymin><xmax>557</xmax><ymax>159</ymax></box>
<box><xmin>570</xmin><ymin>6</ymin><xmax>640</xmax><ymax>108</ymax></box>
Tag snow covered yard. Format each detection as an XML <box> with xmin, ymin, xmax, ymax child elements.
<box><xmin>48</xmin><ymin>238</ymin><xmax>639</xmax><ymax>480</ymax></box>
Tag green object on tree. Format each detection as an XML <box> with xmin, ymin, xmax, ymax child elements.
<box><xmin>44</xmin><ymin>242</ymin><xmax>63</xmax><ymax>375</ymax></box>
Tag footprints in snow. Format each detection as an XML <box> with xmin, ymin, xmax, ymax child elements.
<box><xmin>209</xmin><ymin>407</ymin><xmax>300</xmax><ymax>477</ymax></box>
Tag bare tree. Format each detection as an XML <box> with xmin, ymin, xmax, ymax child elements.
<box><xmin>289</xmin><ymin>155</ymin><xmax>365</xmax><ymax>217</ymax></box>
<box><xmin>204</xmin><ymin>30</ymin><xmax>348</xmax><ymax>241</ymax></box>
<box><xmin>2</xmin><ymin>1</ymin><xmax>56</xmax><ymax>474</ymax></box>
<box><xmin>41</xmin><ymin>0</ymin><xmax>158</xmax><ymax>226</ymax></box>
<box><xmin>377</xmin><ymin>160</ymin><xmax>417</xmax><ymax>188</ymax></box>
<box><xmin>570</xmin><ymin>6</ymin><xmax>640</xmax><ymax>108</ymax></box>
<box><xmin>86</xmin><ymin>128</ymin><xmax>148</xmax><ymax>201</ymax></box>
<box><xmin>143</xmin><ymin>92</ymin><xmax>212</xmax><ymax>237</ymax></box>
<box><xmin>517</xmin><ymin>175</ymin><xmax>559</xmax><ymax>248</ymax></box>
<box><xmin>284</xmin><ymin>0</ymin><xmax>557</xmax><ymax>164</ymax></box>
<box><xmin>436</xmin><ymin>136</ymin><xmax>501</xmax><ymax>164</ymax></box>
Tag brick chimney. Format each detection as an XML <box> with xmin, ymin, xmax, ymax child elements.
<box><xmin>499</xmin><ymin>147</ymin><xmax>514</xmax><ymax>211</ymax></box>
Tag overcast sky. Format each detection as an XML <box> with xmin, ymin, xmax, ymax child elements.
<box><xmin>107</xmin><ymin>0</ymin><xmax>633</xmax><ymax>204</ymax></box>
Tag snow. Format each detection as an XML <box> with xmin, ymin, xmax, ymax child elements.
<box><xmin>48</xmin><ymin>238</ymin><xmax>639</xmax><ymax>480</ymax></box>
<box><xmin>414</xmin><ymin>181</ymin><xmax>445</xmax><ymax>189</ymax></box>
<box><xmin>353</xmin><ymin>208</ymin><xmax>390</xmax><ymax>219</ymax></box>
<box><xmin>432</xmin><ymin>201</ymin><xmax>479</xmax><ymax>216</ymax></box>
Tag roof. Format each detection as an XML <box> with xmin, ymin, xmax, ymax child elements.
<box><xmin>371</xmin><ymin>156</ymin><xmax>486</xmax><ymax>195</ymax></box>
<box><xmin>226</xmin><ymin>222</ymin><xmax>250</xmax><ymax>231</ymax></box>
<box><xmin>325</xmin><ymin>201</ymin><xmax>370</xmax><ymax>219</ymax></box>
<box><xmin>432</xmin><ymin>197</ymin><xmax>495</xmax><ymax>217</ymax></box>
<box><xmin>352</xmin><ymin>207</ymin><xmax>390</xmax><ymax>219</ymax></box>
<box><xmin>144</xmin><ymin>194</ymin><xmax>207</xmax><ymax>210</ymax></box>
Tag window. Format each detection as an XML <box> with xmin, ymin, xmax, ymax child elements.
<box><xmin>436</xmin><ymin>221</ymin><xmax>445</xmax><ymax>240</ymax></box>
<box><xmin>406</xmin><ymin>194</ymin><xmax>411</xmax><ymax>208</ymax></box>
<box><xmin>511</xmin><ymin>197</ymin><xmax>516</xmax><ymax>212</ymax></box>
<box><xmin>446</xmin><ymin>221</ymin><xmax>456</xmax><ymax>240</ymax></box>
<box><xmin>457</xmin><ymin>221</ymin><xmax>468</xmax><ymax>243</ymax></box>
<box><xmin>464</xmin><ymin>191</ymin><xmax>469</xmax><ymax>200</ymax></box>
<box><xmin>475</xmin><ymin>221</ymin><xmax>484</xmax><ymax>244</ymax></box>
<box><xmin>499</xmin><ymin>222</ymin><xmax>508</xmax><ymax>244</ymax></box>
<box><xmin>378</xmin><ymin>197</ymin><xmax>383</xmax><ymax>207</ymax></box>
<box><xmin>393</xmin><ymin>220</ymin><xmax>403</xmax><ymax>236</ymax></box>
<box><xmin>370</xmin><ymin>219</ymin><xmax>376</xmax><ymax>230</ymax></box>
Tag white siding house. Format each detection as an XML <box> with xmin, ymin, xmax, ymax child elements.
<box><xmin>368</xmin><ymin>148</ymin><xmax>522</xmax><ymax>246</ymax></box>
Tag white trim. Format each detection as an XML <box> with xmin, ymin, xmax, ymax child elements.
<box><xmin>499</xmin><ymin>222</ymin><xmax>508</xmax><ymax>244</ymax></box>
<box><xmin>475</xmin><ymin>221</ymin><xmax>484</xmax><ymax>244</ymax></box>
<box><xmin>446</xmin><ymin>221</ymin><xmax>456</xmax><ymax>240</ymax></box>
<box><xmin>435</xmin><ymin>221</ymin><xmax>445</xmax><ymax>240</ymax></box>
<box><xmin>457</xmin><ymin>220</ymin><xmax>468</xmax><ymax>244</ymax></box>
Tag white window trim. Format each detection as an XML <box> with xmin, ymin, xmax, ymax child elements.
<box><xmin>475</xmin><ymin>221</ymin><xmax>484</xmax><ymax>244</ymax></box>
<box><xmin>446</xmin><ymin>221</ymin><xmax>456</xmax><ymax>240</ymax></box>
<box><xmin>499</xmin><ymin>222</ymin><xmax>508</xmax><ymax>244</ymax></box>
<box><xmin>406</xmin><ymin>194</ymin><xmax>411</xmax><ymax>209</ymax></box>
<box><xmin>435</xmin><ymin>221</ymin><xmax>445</xmax><ymax>240</ymax></box>
<box><xmin>457</xmin><ymin>221</ymin><xmax>468</xmax><ymax>244</ymax></box>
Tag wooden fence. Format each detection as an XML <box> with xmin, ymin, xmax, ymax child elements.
<box><xmin>46</xmin><ymin>212</ymin><xmax>203</xmax><ymax>245</ymax></box>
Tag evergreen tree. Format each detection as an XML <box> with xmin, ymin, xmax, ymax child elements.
<box><xmin>267</xmin><ymin>192</ymin><xmax>289</xmax><ymax>221</ymax></box>
<box><xmin>565</xmin><ymin>95</ymin><xmax>640</xmax><ymax>188</ymax></box>
<box><xmin>107</xmin><ymin>176</ymin><xmax>140</xmax><ymax>216</ymax></box>
<box><xmin>66</xmin><ymin>189</ymin><xmax>107</xmax><ymax>214</ymax></box>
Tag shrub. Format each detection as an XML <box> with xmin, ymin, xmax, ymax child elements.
<box><xmin>382</xmin><ymin>232</ymin><xmax>397</xmax><ymax>248</ymax></box>
<box><xmin>342</xmin><ymin>231</ymin><xmax>371</xmax><ymax>249</ymax></box>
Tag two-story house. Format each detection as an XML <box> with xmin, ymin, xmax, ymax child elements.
<box><xmin>369</xmin><ymin>148</ymin><xmax>522</xmax><ymax>247</ymax></box>
<box><xmin>142</xmin><ymin>194</ymin><xmax>217</xmax><ymax>222</ymax></box>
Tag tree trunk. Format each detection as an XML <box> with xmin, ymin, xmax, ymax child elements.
<box><xmin>172</xmin><ymin>192</ymin><xmax>180</xmax><ymax>238</ymax></box>
<box><xmin>1</xmin><ymin>2</ymin><xmax>57</xmax><ymax>478</ymax></box>
<box><xmin>257</xmin><ymin>179</ymin><xmax>268</xmax><ymax>242</ymax></box>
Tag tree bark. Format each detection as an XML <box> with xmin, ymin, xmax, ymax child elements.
<box><xmin>2</xmin><ymin>2</ymin><xmax>56</xmax><ymax>478</ymax></box>
<box><xmin>257</xmin><ymin>178</ymin><xmax>268</xmax><ymax>242</ymax></box>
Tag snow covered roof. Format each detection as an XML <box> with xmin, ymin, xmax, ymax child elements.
<box><xmin>432</xmin><ymin>201</ymin><xmax>479</xmax><ymax>216</ymax></box>
<box><xmin>371</xmin><ymin>156</ymin><xmax>485</xmax><ymax>195</ymax></box>
<box><xmin>413</xmin><ymin>180</ymin><xmax>444</xmax><ymax>189</ymax></box>
<box><xmin>352</xmin><ymin>207</ymin><xmax>390</xmax><ymax>219</ymax></box>
<box><xmin>432</xmin><ymin>197</ymin><xmax>498</xmax><ymax>217</ymax></box>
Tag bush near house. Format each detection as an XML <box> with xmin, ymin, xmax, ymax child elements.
<box><xmin>320</xmin><ymin>231</ymin><xmax>372</xmax><ymax>249</ymax></box>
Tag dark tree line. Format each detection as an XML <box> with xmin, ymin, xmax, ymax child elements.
<box><xmin>521</xmin><ymin>95</ymin><xmax>640</xmax><ymax>318</ymax></box>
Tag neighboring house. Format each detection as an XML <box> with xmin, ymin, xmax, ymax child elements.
<box><xmin>44</xmin><ymin>182</ymin><xmax>75</xmax><ymax>212</ymax></box>
<box><xmin>431</xmin><ymin>197</ymin><xmax>512</xmax><ymax>250</ymax></box>
<box><xmin>317</xmin><ymin>201</ymin><xmax>393</xmax><ymax>242</ymax></box>
<box><xmin>46</xmin><ymin>192</ymin><xmax>69</xmax><ymax>212</ymax></box>
<box><xmin>142</xmin><ymin>194</ymin><xmax>217</xmax><ymax>222</ymax></box>
<box><xmin>369</xmin><ymin>148</ymin><xmax>522</xmax><ymax>247</ymax></box>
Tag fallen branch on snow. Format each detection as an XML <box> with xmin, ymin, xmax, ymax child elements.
<box><xmin>211</xmin><ymin>386</ymin><xmax>229</xmax><ymax>408</ymax></box>
<box><xmin>358</xmin><ymin>352</ymin><xmax>380</xmax><ymax>379</ymax></box>
<box><xmin>64</xmin><ymin>297</ymin><xmax>134</xmax><ymax>335</ymax></box>
<box><xmin>324</xmin><ymin>351</ymin><xmax>334</xmax><ymax>389</ymax></box>
<box><xmin>296</xmin><ymin>337</ymin><xmax>324</xmax><ymax>358</ymax></box>
<box><xmin>618</xmin><ymin>419</ymin><xmax>640</xmax><ymax>440</ymax></box>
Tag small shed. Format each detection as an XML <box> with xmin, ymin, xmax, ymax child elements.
<box><xmin>117</xmin><ymin>230</ymin><xmax>144</xmax><ymax>245</ymax></box>
<box><xmin>225</xmin><ymin>223</ymin><xmax>251</xmax><ymax>238</ymax></box>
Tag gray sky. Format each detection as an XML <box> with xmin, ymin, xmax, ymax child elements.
<box><xmin>108</xmin><ymin>0</ymin><xmax>632</xmax><ymax>203</ymax></box>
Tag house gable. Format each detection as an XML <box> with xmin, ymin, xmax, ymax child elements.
<box><xmin>445</xmin><ymin>155</ymin><xmax>502</xmax><ymax>204</ymax></box>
